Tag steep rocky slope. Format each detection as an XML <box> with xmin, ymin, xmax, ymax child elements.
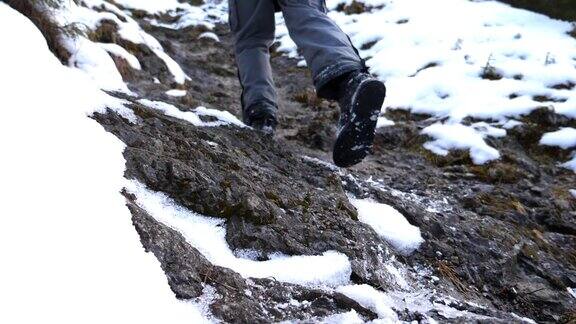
<box><xmin>90</xmin><ymin>4</ymin><xmax>576</xmax><ymax>321</ymax></box>
<box><xmin>11</xmin><ymin>0</ymin><xmax>575</xmax><ymax>322</ymax></box>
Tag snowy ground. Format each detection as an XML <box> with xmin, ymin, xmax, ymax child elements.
<box><xmin>349</xmin><ymin>198</ymin><xmax>423</xmax><ymax>255</ymax></box>
<box><xmin>0</xmin><ymin>3</ymin><xmax>207</xmax><ymax>323</ymax></box>
<box><xmin>1</xmin><ymin>0</ymin><xmax>573</xmax><ymax>322</ymax></box>
<box><xmin>276</xmin><ymin>0</ymin><xmax>576</xmax><ymax>169</ymax></box>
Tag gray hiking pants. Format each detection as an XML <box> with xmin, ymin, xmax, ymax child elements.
<box><xmin>228</xmin><ymin>0</ymin><xmax>365</xmax><ymax>115</ymax></box>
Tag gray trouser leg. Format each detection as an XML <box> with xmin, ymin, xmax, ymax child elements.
<box><xmin>277</xmin><ymin>0</ymin><xmax>364</xmax><ymax>99</ymax></box>
<box><xmin>228</xmin><ymin>0</ymin><xmax>277</xmax><ymax>115</ymax></box>
<box><xmin>229</xmin><ymin>0</ymin><xmax>364</xmax><ymax>112</ymax></box>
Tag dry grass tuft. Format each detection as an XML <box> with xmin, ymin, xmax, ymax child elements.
<box><xmin>468</xmin><ymin>162</ymin><xmax>523</xmax><ymax>184</ymax></box>
<box><xmin>437</xmin><ymin>260</ymin><xmax>468</xmax><ymax>292</ymax></box>
<box><xmin>335</xmin><ymin>0</ymin><xmax>383</xmax><ymax>15</ymax></box>
<box><xmin>87</xmin><ymin>19</ymin><xmax>119</xmax><ymax>43</ymax></box>
<box><xmin>293</xmin><ymin>89</ymin><xmax>323</xmax><ymax>108</ymax></box>
<box><xmin>559</xmin><ymin>309</ymin><xmax>576</xmax><ymax>324</ymax></box>
<box><xmin>476</xmin><ymin>192</ymin><xmax>527</xmax><ymax>215</ymax></box>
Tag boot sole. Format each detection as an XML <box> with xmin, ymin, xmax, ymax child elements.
<box><xmin>333</xmin><ymin>79</ymin><xmax>386</xmax><ymax>168</ymax></box>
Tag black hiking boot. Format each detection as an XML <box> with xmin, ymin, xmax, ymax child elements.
<box><xmin>333</xmin><ymin>71</ymin><xmax>386</xmax><ymax>168</ymax></box>
<box><xmin>243</xmin><ymin>103</ymin><xmax>278</xmax><ymax>135</ymax></box>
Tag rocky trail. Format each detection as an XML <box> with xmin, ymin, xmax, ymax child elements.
<box><xmin>84</xmin><ymin>3</ymin><xmax>576</xmax><ymax>321</ymax></box>
<box><xmin>5</xmin><ymin>0</ymin><xmax>575</xmax><ymax>322</ymax></box>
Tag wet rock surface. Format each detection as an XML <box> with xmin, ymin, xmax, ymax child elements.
<box><xmin>96</xmin><ymin>101</ymin><xmax>397</xmax><ymax>291</ymax></box>
<box><xmin>89</xmin><ymin>3</ymin><xmax>575</xmax><ymax>323</ymax></box>
<box><xmin>125</xmin><ymin>192</ymin><xmax>378</xmax><ymax>322</ymax></box>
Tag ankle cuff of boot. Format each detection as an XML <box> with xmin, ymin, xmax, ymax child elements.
<box><xmin>314</xmin><ymin>62</ymin><xmax>363</xmax><ymax>100</ymax></box>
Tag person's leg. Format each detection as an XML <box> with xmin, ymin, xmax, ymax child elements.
<box><xmin>278</xmin><ymin>0</ymin><xmax>386</xmax><ymax>167</ymax></box>
<box><xmin>229</xmin><ymin>0</ymin><xmax>278</xmax><ymax>130</ymax></box>
<box><xmin>277</xmin><ymin>0</ymin><xmax>365</xmax><ymax>99</ymax></box>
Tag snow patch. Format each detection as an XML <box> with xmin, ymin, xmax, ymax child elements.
<box><xmin>166</xmin><ymin>89</ymin><xmax>187</xmax><ymax>97</ymax></box>
<box><xmin>339</xmin><ymin>0</ymin><xmax>576</xmax><ymax>120</ymax></box>
<box><xmin>139</xmin><ymin>99</ymin><xmax>244</xmax><ymax>127</ymax></box>
<box><xmin>139</xmin><ymin>99</ymin><xmax>203</xmax><ymax>125</ymax></box>
<box><xmin>471</xmin><ymin>122</ymin><xmax>507</xmax><ymax>138</ymax></box>
<box><xmin>349</xmin><ymin>198</ymin><xmax>423</xmax><ymax>255</ymax></box>
<box><xmin>113</xmin><ymin>0</ymin><xmax>188</xmax><ymax>14</ymax></box>
<box><xmin>540</xmin><ymin>128</ymin><xmax>576</xmax><ymax>172</ymax></box>
<box><xmin>194</xmin><ymin>285</ymin><xmax>220</xmax><ymax>321</ymax></box>
<box><xmin>199</xmin><ymin>32</ymin><xmax>220</xmax><ymax>42</ymax></box>
<box><xmin>501</xmin><ymin>119</ymin><xmax>523</xmax><ymax>129</ymax></box>
<box><xmin>121</xmin><ymin>0</ymin><xmax>228</xmax><ymax>31</ymax></box>
<box><xmin>376</xmin><ymin>116</ymin><xmax>395</xmax><ymax>128</ymax></box>
<box><xmin>66</xmin><ymin>37</ymin><xmax>130</xmax><ymax>92</ymax></box>
<box><xmin>337</xmin><ymin>285</ymin><xmax>398</xmax><ymax>321</ymax></box>
<box><xmin>204</xmin><ymin>140</ymin><xmax>219</xmax><ymax>147</ymax></box>
<box><xmin>511</xmin><ymin>313</ymin><xmax>538</xmax><ymax>324</ymax></box>
<box><xmin>422</xmin><ymin>123</ymin><xmax>502</xmax><ymax>164</ymax></box>
<box><xmin>302</xmin><ymin>155</ymin><xmax>340</xmax><ymax>171</ymax></box>
<box><xmin>540</xmin><ymin>127</ymin><xmax>576</xmax><ymax>149</ymax></box>
<box><xmin>195</xmin><ymin>106</ymin><xmax>246</xmax><ymax>127</ymax></box>
<box><xmin>562</xmin><ymin>155</ymin><xmax>576</xmax><ymax>173</ymax></box>
<box><xmin>98</xmin><ymin>42</ymin><xmax>142</xmax><ymax>70</ymax></box>
<box><xmin>316</xmin><ymin>310</ymin><xmax>364</xmax><ymax>323</ymax></box>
